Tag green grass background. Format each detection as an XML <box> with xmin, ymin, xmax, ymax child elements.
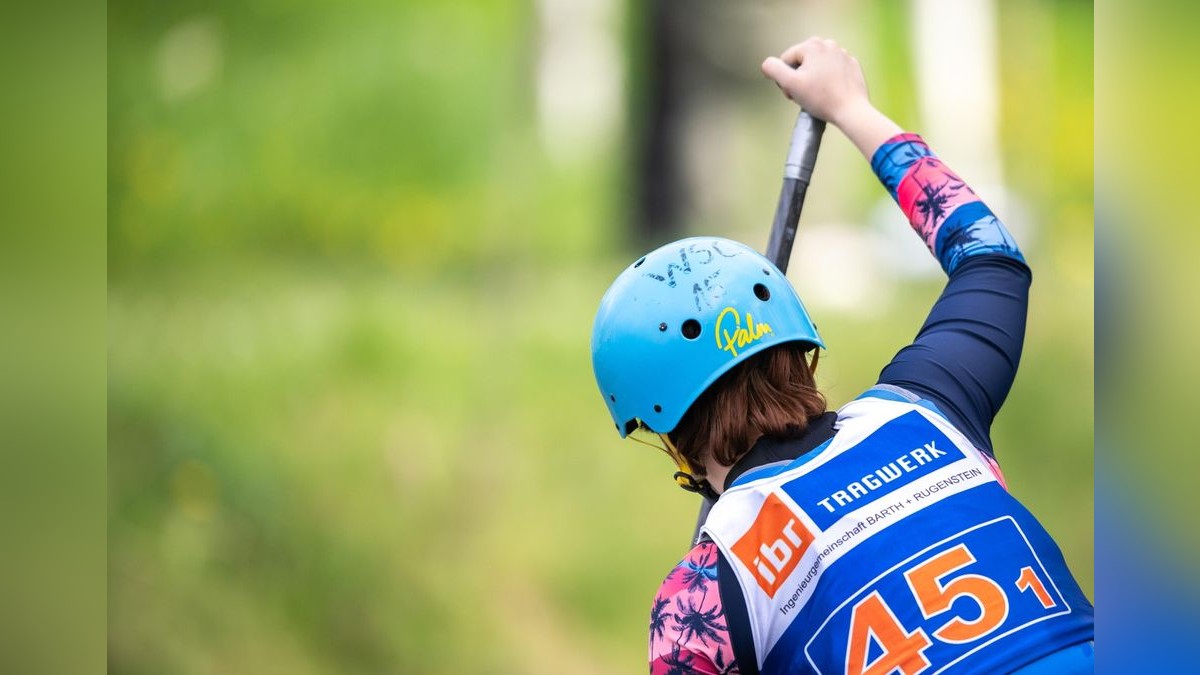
<box><xmin>109</xmin><ymin>1</ymin><xmax>1092</xmax><ymax>672</ymax></box>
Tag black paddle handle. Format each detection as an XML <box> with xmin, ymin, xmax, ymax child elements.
<box><xmin>767</xmin><ymin>113</ymin><xmax>826</xmax><ymax>271</ymax></box>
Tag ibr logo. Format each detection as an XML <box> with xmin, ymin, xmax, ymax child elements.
<box><xmin>731</xmin><ymin>493</ymin><xmax>814</xmax><ymax>597</ymax></box>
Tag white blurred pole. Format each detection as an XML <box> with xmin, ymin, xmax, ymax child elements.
<box><xmin>873</xmin><ymin>0</ymin><xmax>1026</xmax><ymax>281</ymax></box>
<box><xmin>535</xmin><ymin>0</ymin><xmax>623</xmax><ymax>165</ymax></box>
<box><xmin>910</xmin><ymin>0</ymin><xmax>1002</xmax><ymax>191</ymax></box>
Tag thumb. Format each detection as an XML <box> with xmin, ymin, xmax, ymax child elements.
<box><xmin>760</xmin><ymin>56</ymin><xmax>799</xmax><ymax>87</ymax></box>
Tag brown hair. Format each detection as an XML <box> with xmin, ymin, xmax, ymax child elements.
<box><xmin>669</xmin><ymin>342</ymin><xmax>826</xmax><ymax>471</ymax></box>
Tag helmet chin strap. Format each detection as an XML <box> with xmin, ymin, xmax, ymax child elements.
<box><xmin>662</xmin><ymin>434</ymin><xmax>722</xmax><ymax>502</ymax></box>
<box><xmin>672</xmin><ymin>469</ymin><xmax>722</xmax><ymax>502</ymax></box>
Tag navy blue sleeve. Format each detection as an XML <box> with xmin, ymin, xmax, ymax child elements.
<box><xmin>876</xmin><ymin>254</ymin><xmax>1032</xmax><ymax>456</ymax></box>
<box><xmin>868</xmin><ymin>134</ymin><xmax>1031</xmax><ymax>457</ymax></box>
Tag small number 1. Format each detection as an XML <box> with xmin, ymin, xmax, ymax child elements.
<box><xmin>1015</xmin><ymin>566</ymin><xmax>1055</xmax><ymax>609</ymax></box>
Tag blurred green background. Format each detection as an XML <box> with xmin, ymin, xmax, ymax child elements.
<box><xmin>108</xmin><ymin>1</ymin><xmax>1092</xmax><ymax>672</ymax></box>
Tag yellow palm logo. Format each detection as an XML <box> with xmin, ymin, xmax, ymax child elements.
<box><xmin>714</xmin><ymin>307</ymin><xmax>773</xmax><ymax>357</ymax></box>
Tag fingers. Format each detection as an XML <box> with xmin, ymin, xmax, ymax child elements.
<box><xmin>761</xmin><ymin>56</ymin><xmax>810</xmax><ymax>103</ymax></box>
<box><xmin>779</xmin><ymin>37</ymin><xmax>821</xmax><ymax>68</ymax></box>
<box><xmin>765</xmin><ymin>36</ymin><xmax>837</xmax><ymax>93</ymax></box>
<box><xmin>761</xmin><ymin>56</ymin><xmax>801</xmax><ymax>86</ymax></box>
<box><xmin>778</xmin><ymin>36</ymin><xmax>844</xmax><ymax>67</ymax></box>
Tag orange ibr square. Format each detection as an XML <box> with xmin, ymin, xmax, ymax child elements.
<box><xmin>731</xmin><ymin>493</ymin><xmax>814</xmax><ymax>598</ymax></box>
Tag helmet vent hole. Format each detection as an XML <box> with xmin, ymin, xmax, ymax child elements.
<box><xmin>609</xmin><ymin>394</ymin><xmax>616</xmax><ymax>402</ymax></box>
<box><xmin>681</xmin><ymin>319</ymin><xmax>701</xmax><ymax>340</ymax></box>
<box><xmin>654</xmin><ymin>404</ymin><xmax>662</xmax><ymax>413</ymax></box>
<box><xmin>658</xmin><ymin>322</ymin><xmax>667</xmax><ymax>332</ymax></box>
<box><xmin>633</xmin><ymin>256</ymin><xmax>646</xmax><ymax>268</ymax></box>
<box><xmin>754</xmin><ymin>283</ymin><xmax>771</xmax><ymax>301</ymax></box>
<box><xmin>762</xmin><ymin>268</ymin><xmax>771</xmax><ymax>275</ymax></box>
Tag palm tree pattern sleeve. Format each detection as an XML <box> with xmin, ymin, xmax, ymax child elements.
<box><xmin>870</xmin><ymin>133</ymin><xmax>1024</xmax><ymax>274</ymax></box>
<box><xmin>649</xmin><ymin>541</ymin><xmax>737</xmax><ymax>674</ymax></box>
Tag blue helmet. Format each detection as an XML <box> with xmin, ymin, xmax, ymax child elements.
<box><xmin>591</xmin><ymin>236</ymin><xmax>824</xmax><ymax>437</ymax></box>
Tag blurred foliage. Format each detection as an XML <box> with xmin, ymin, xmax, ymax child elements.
<box><xmin>109</xmin><ymin>1</ymin><xmax>1092</xmax><ymax>672</ymax></box>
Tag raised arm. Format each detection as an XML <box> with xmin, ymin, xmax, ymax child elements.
<box><xmin>762</xmin><ymin>38</ymin><xmax>1030</xmax><ymax>456</ymax></box>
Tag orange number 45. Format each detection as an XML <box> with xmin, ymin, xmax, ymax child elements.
<box><xmin>847</xmin><ymin>543</ymin><xmax>1053</xmax><ymax>675</ymax></box>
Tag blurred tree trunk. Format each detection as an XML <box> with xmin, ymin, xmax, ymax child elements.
<box><xmin>632</xmin><ymin>0</ymin><xmax>689</xmax><ymax>247</ymax></box>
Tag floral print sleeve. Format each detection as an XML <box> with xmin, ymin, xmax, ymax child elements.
<box><xmin>649</xmin><ymin>541</ymin><xmax>738</xmax><ymax>674</ymax></box>
<box><xmin>870</xmin><ymin>133</ymin><xmax>1024</xmax><ymax>274</ymax></box>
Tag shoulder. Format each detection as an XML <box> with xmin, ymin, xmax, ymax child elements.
<box><xmin>649</xmin><ymin>540</ymin><xmax>737</xmax><ymax>674</ymax></box>
<box><xmin>843</xmin><ymin>386</ymin><xmax>1008</xmax><ymax>485</ymax></box>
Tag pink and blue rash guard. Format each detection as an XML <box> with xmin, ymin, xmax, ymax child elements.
<box><xmin>648</xmin><ymin>134</ymin><xmax>1093</xmax><ymax>673</ymax></box>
